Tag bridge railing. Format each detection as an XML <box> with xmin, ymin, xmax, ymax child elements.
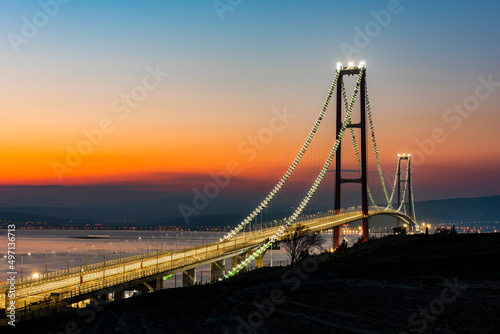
<box><xmin>4</xmin><ymin>208</ymin><xmax>401</xmax><ymax>307</ymax></box>
<box><xmin>10</xmin><ymin>208</ymin><xmax>385</xmax><ymax>287</ymax></box>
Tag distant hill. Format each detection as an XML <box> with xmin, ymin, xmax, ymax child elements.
<box><xmin>0</xmin><ymin>195</ymin><xmax>498</xmax><ymax>228</ymax></box>
<box><xmin>415</xmin><ymin>195</ymin><xmax>500</xmax><ymax>223</ymax></box>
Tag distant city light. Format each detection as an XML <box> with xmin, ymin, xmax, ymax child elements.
<box><xmin>32</xmin><ymin>273</ymin><xmax>39</xmax><ymax>279</ymax></box>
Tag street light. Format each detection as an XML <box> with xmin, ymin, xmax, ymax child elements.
<box><xmin>72</xmin><ymin>258</ymin><xmax>82</xmax><ymax>272</ymax></box>
<box><xmin>20</xmin><ymin>253</ymin><xmax>32</xmax><ymax>279</ymax></box>
<box><xmin>86</xmin><ymin>244</ymin><xmax>94</xmax><ymax>270</ymax></box>
<box><xmin>103</xmin><ymin>242</ymin><xmax>110</xmax><ymax>279</ymax></box>
<box><xmin>45</xmin><ymin>249</ymin><xmax>54</xmax><ymax>274</ymax></box>
<box><xmin>119</xmin><ymin>240</ymin><xmax>124</xmax><ymax>261</ymax></box>
<box><xmin>135</xmin><ymin>247</ymin><xmax>144</xmax><ymax>269</ymax></box>
<box><xmin>67</xmin><ymin>246</ymin><xmax>76</xmax><ymax>272</ymax></box>
<box><xmin>151</xmin><ymin>245</ymin><xmax>159</xmax><ymax>269</ymax></box>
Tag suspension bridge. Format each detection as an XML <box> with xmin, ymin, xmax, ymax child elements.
<box><xmin>2</xmin><ymin>62</ymin><xmax>417</xmax><ymax>315</ymax></box>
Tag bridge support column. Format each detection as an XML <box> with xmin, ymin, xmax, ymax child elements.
<box><xmin>231</xmin><ymin>254</ymin><xmax>248</xmax><ymax>274</ymax></box>
<box><xmin>156</xmin><ymin>277</ymin><xmax>163</xmax><ymax>291</ymax></box>
<box><xmin>210</xmin><ymin>259</ymin><xmax>225</xmax><ymax>283</ymax></box>
<box><xmin>333</xmin><ymin>226</ymin><xmax>341</xmax><ymax>248</ymax></box>
<box><xmin>114</xmin><ymin>290</ymin><xmax>125</xmax><ymax>301</ymax></box>
<box><xmin>183</xmin><ymin>268</ymin><xmax>196</xmax><ymax>287</ymax></box>
<box><xmin>255</xmin><ymin>251</ymin><xmax>266</xmax><ymax>269</ymax></box>
<box><xmin>362</xmin><ymin>218</ymin><xmax>369</xmax><ymax>242</ymax></box>
<box><xmin>334</xmin><ymin>67</ymin><xmax>370</xmax><ymax>244</ymax></box>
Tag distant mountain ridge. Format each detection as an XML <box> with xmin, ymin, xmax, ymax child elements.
<box><xmin>415</xmin><ymin>195</ymin><xmax>500</xmax><ymax>223</ymax></box>
<box><xmin>0</xmin><ymin>195</ymin><xmax>498</xmax><ymax>228</ymax></box>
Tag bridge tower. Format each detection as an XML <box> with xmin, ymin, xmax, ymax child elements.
<box><xmin>397</xmin><ymin>154</ymin><xmax>413</xmax><ymax>232</ymax></box>
<box><xmin>334</xmin><ymin>64</ymin><xmax>369</xmax><ymax>246</ymax></box>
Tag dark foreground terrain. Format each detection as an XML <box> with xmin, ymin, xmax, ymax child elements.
<box><xmin>6</xmin><ymin>233</ymin><xmax>500</xmax><ymax>333</ymax></box>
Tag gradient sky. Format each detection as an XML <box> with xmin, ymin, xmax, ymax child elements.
<box><xmin>0</xmin><ymin>0</ymin><xmax>499</xmax><ymax>204</ymax></box>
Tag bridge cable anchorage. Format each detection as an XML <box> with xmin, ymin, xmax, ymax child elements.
<box><xmin>386</xmin><ymin>156</ymin><xmax>400</xmax><ymax>210</ymax></box>
<box><xmin>219</xmin><ymin>71</ymin><xmax>342</xmax><ymax>243</ymax></box>
<box><xmin>223</xmin><ymin>70</ymin><xmax>365</xmax><ymax>279</ymax></box>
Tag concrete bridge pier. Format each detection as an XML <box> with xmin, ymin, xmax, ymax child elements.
<box><xmin>231</xmin><ymin>254</ymin><xmax>248</xmax><ymax>274</ymax></box>
<box><xmin>255</xmin><ymin>249</ymin><xmax>267</xmax><ymax>269</ymax></box>
<box><xmin>155</xmin><ymin>276</ymin><xmax>163</xmax><ymax>291</ymax></box>
<box><xmin>333</xmin><ymin>226</ymin><xmax>341</xmax><ymax>248</ymax></box>
<box><xmin>113</xmin><ymin>290</ymin><xmax>125</xmax><ymax>301</ymax></box>
<box><xmin>210</xmin><ymin>259</ymin><xmax>225</xmax><ymax>282</ymax></box>
<box><xmin>183</xmin><ymin>268</ymin><xmax>196</xmax><ymax>287</ymax></box>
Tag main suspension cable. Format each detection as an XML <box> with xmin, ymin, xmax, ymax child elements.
<box><xmin>219</xmin><ymin>71</ymin><xmax>341</xmax><ymax>243</ymax></box>
<box><xmin>224</xmin><ymin>70</ymin><xmax>364</xmax><ymax>278</ymax></box>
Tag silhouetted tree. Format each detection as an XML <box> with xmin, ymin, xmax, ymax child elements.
<box><xmin>281</xmin><ymin>224</ymin><xmax>324</xmax><ymax>265</ymax></box>
<box><xmin>337</xmin><ymin>239</ymin><xmax>349</xmax><ymax>253</ymax></box>
<box><xmin>434</xmin><ymin>227</ymin><xmax>457</xmax><ymax>235</ymax></box>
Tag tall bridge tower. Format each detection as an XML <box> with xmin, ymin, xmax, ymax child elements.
<box><xmin>333</xmin><ymin>63</ymin><xmax>369</xmax><ymax>245</ymax></box>
<box><xmin>397</xmin><ymin>153</ymin><xmax>413</xmax><ymax>232</ymax></box>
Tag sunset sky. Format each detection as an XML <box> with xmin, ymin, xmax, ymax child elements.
<box><xmin>0</xmin><ymin>0</ymin><xmax>499</xmax><ymax>207</ymax></box>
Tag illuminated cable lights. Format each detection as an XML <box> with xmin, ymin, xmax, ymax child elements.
<box><xmin>224</xmin><ymin>69</ymin><xmax>365</xmax><ymax>279</ymax></box>
<box><xmin>218</xmin><ymin>71</ymin><xmax>342</xmax><ymax>243</ymax></box>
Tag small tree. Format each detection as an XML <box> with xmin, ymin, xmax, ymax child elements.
<box><xmin>281</xmin><ymin>224</ymin><xmax>324</xmax><ymax>265</ymax></box>
<box><xmin>434</xmin><ymin>227</ymin><xmax>457</xmax><ymax>235</ymax></box>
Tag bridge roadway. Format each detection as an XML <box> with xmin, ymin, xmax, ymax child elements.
<box><xmin>2</xmin><ymin>209</ymin><xmax>413</xmax><ymax>310</ymax></box>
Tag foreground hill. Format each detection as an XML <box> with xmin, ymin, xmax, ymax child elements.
<box><xmin>6</xmin><ymin>233</ymin><xmax>500</xmax><ymax>333</ymax></box>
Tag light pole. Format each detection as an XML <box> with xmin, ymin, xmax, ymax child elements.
<box><xmin>103</xmin><ymin>242</ymin><xmax>110</xmax><ymax>279</ymax></box>
<box><xmin>119</xmin><ymin>240</ymin><xmax>124</xmax><ymax>261</ymax></box>
<box><xmin>45</xmin><ymin>249</ymin><xmax>54</xmax><ymax>274</ymax></box>
<box><xmin>67</xmin><ymin>247</ymin><xmax>76</xmax><ymax>272</ymax></box>
<box><xmin>72</xmin><ymin>258</ymin><xmax>83</xmax><ymax>292</ymax></box>
<box><xmin>85</xmin><ymin>244</ymin><xmax>94</xmax><ymax>270</ymax></box>
<box><xmin>151</xmin><ymin>245</ymin><xmax>159</xmax><ymax>269</ymax></box>
<box><xmin>72</xmin><ymin>258</ymin><xmax>82</xmax><ymax>272</ymax></box>
<box><xmin>136</xmin><ymin>247</ymin><xmax>144</xmax><ymax>269</ymax></box>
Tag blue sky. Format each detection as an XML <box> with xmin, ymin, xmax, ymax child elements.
<box><xmin>0</xmin><ymin>0</ymin><xmax>499</xmax><ymax>206</ymax></box>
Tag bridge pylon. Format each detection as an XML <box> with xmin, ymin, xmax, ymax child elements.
<box><xmin>397</xmin><ymin>153</ymin><xmax>413</xmax><ymax>233</ymax></box>
<box><xmin>334</xmin><ymin>64</ymin><xmax>369</xmax><ymax>245</ymax></box>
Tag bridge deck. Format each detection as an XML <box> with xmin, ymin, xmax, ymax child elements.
<box><xmin>2</xmin><ymin>209</ymin><xmax>413</xmax><ymax>309</ymax></box>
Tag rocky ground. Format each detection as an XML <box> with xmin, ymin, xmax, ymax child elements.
<box><xmin>5</xmin><ymin>233</ymin><xmax>500</xmax><ymax>333</ymax></box>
